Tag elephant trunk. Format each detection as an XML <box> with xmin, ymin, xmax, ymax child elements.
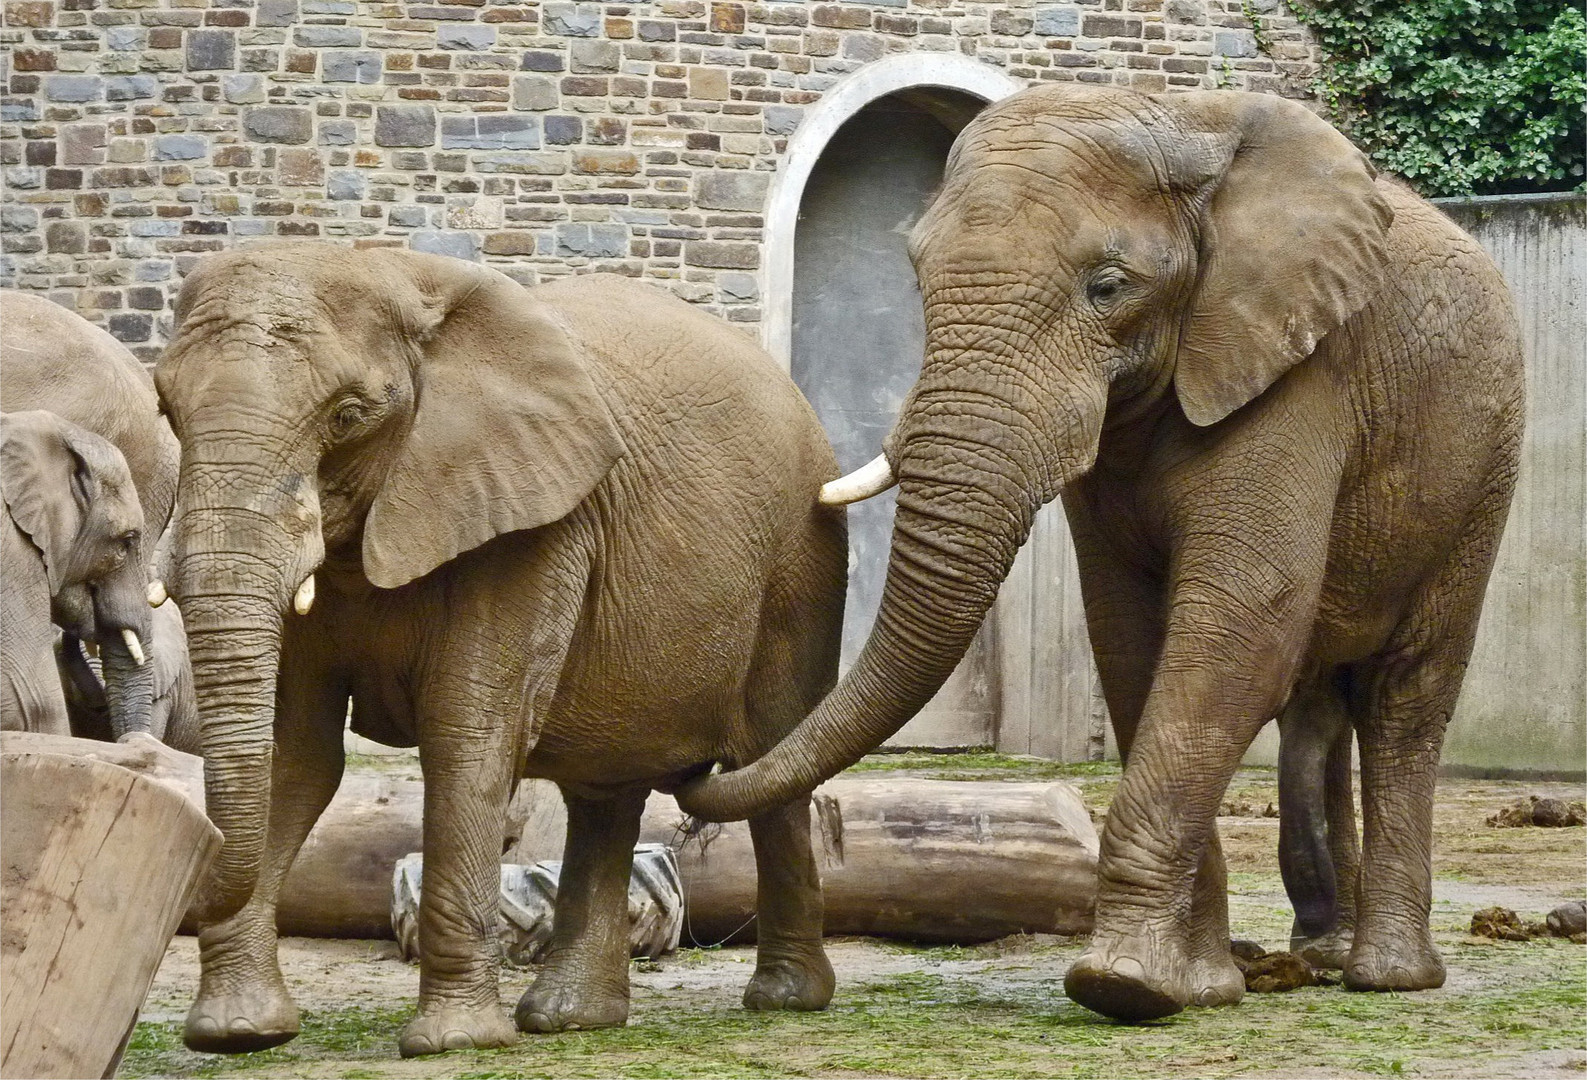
<box><xmin>93</xmin><ymin>562</ymin><xmax>156</xmax><ymax>739</ymax></box>
<box><xmin>172</xmin><ymin>458</ymin><xmax>318</xmax><ymax>925</ymax></box>
<box><xmin>678</xmin><ymin>402</ymin><xmax>1058</xmax><ymax>821</ymax></box>
<box><xmin>100</xmin><ymin>634</ymin><xmax>155</xmax><ymax>739</ymax></box>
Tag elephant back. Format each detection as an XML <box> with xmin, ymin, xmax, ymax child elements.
<box><xmin>0</xmin><ymin>291</ymin><xmax>180</xmax><ymax>540</ymax></box>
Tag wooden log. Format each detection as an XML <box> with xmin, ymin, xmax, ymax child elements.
<box><xmin>506</xmin><ymin>776</ymin><xmax>1100</xmax><ymax>944</ymax></box>
<box><xmin>1</xmin><ymin>735</ymin><xmax>1100</xmax><ymax>945</ymax></box>
<box><xmin>0</xmin><ymin>733</ymin><xmax>220</xmax><ymax>1080</ymax></box>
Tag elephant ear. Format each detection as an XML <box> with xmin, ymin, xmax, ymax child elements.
<box><xmin>1166</xmin><ymin>91</ymin><xmax>1395</xmax><ymax>427</ymax></box>
<box><xmin>1</xmin><ymin>410</ymin><xmax>90</xmax><ymax>594</ymax></box>
<box><xmin>362</xmin><ymin>257</ymin><xmax>627</xmax><ymax>590</ymax></box>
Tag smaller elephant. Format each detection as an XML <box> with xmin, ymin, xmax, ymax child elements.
<box><xmin>58</xmin><ymin>598</ymin><xmax>199</xmax><ymax>752</ymax></box>
<box><xmin>1</xmin><ymin>410</ymin><xmax>154</xmax><ymax>737</ymax></box>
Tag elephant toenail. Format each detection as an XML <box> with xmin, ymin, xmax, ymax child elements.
<box><xmin>441</xmin><ymin>1030</ymin><xmax>472</xmax><ymax>1050</ymax></box>
<box><xmin>1111</xmin><ymin>956</ymin><xmax>1146</xmax><ymax>981</ymax></box>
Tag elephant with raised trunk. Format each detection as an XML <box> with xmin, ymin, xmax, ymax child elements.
<box><xmin>678</xmin><ymin>85</ymin><xmax>1524</xmax><ymax>1022</ymax></box>
<box><xmin>157</xmin><ymin>245</ymin><xmax>846</xmax><ymax>1058</ymax></box>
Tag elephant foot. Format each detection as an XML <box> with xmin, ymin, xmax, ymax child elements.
<box><xmin>183</xmin><ymin>986</ymin><xmax>300</xmax><ymax>1054</ymax></box>
<box><xmin>743</xmin><ymin>950</ymin><xmax>835</xmax><ymax>1012</ymax></box>
<box><xmin>516</xmin><ymin>972</ymin><xmax>630</xmax><ymax>1034</ymax></box>
<box><xmin>1065</xmin><ymin>933</ymin><xmax>1190</xmax><ymax>1022</ymax></box>
<box><xmin>1343</xmin><ymin>934</ymin><xmax>1445</xmax><ymax>993</ymax></box>
<box><xmin>399</xmin><ymin>1006</ymin><xmax>519</xmax><ymax>1058</ymax></box>
<box><xmin>1291</xmin><ymin>923</ymin><xmax>1354</xmax><ymax>971</ymax></box>
<box><xmin>1186</xmin><ymin>950</ymin><xmax>1245</xmax><ymax>1008</ymax></box>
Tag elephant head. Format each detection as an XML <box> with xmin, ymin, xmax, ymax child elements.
<box><xmin>157</xmin><ymin>244</ymin><xmax>626</xmax><ymax>924</ymax></box>
<box><xmin>677</xmin><ymin>85</ymin><xmax>1393</xmax><ymax>820</ymax></box>
<box><xmin>1</xmin><ymin>409</ymin><xmax>155</xmax><ymax>738</ymax></box>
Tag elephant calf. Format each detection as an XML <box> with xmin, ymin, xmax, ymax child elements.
<box><xmin>157</xmin><ymin>246</ymin><xmax>847</xmax><ymax>1058</ymax></box>
<box><xmin>1</xmin><ymin>410</ymin><xmax>155</xmax><ymax>737</ymax></box>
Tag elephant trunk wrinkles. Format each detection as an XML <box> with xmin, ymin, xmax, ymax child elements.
<box><xmin>100</xmin><ymin>637</ymin><xmax>155</xmax><ymax>738</ymax></box>
<box><xmin>678</xmin><ymin>411</ymin><xmax>1045</xmax><ymax>822</ymax></box>
<box><xmin>94</xmin><ymin>566</ymin><xmax>156</xmax><ymax>738</ymax></box>
<box><xmin>175</xmin><ymin>503</ymin><xmax>296</xmax><ymax>925</ymax></box>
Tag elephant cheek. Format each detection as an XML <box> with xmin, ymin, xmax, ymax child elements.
<box><xmin>51</xmin><ymin>585</ymin><xmax>96</xmax><ymax>640</ymax></box>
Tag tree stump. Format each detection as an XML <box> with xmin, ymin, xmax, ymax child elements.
<box><xmin>0</xmin><ymin>733</ymin><xmax>220</xmax><ymax>1079</ymax></box>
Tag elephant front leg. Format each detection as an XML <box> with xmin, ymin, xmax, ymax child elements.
<box><xmin>400</xmin><ymin>715</ymin><xmax>521</xmax><ymax>1057</ymax></box>
<box><xmin>743</xmin><ymin>796</ymin><xmax>834</xmax><ymax>1012</ymax></box>
<box><xmin>1064</xmin><ymin>680</ymin><xmax>1266</xmax><ymax>1023</ymax></box>
<box><xmin>516</xmin><ymin>786</ymin><xmax>647</xmax><ymax>1033</ymax></box>
<box><xmin>1066</xmin><ymin>501</ymin><xmax>1332</xmax><ymax>1021</ymax></box>
<box><xmin>185</xmin><ymin>676</ymin><xmax>346</xmax><ymax>1053</ymax></box>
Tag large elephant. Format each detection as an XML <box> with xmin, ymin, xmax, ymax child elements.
<box><xmin>157</xmin><ymin>245</ymin><xmax>846</xmax><ymax>1058</ymax></box>
<box><xmin>1</xmin><ymin>290</ymin><xmax>184</xmax><ymax>740</ymax></box>
<box><xmin>677</xmin><ymin>85</ymin><xmax>1524</xmax><ymax>1022</ymax></box>
<box><xmin>1</xmin><ymin>410</ymin><xmax>154</xmax><ymax>735</ymax></box>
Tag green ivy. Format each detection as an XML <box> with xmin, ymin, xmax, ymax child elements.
<box><xmin>1293</xmin><ymin>1</ymin><xmax>1585</xmax><ymax>196</ymax></box>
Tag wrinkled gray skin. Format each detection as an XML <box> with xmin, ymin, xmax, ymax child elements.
<box><xmin>157</xmin><ymin>245</ymin><xmax>845</xmax><ymax>1058</ymax></box>
<box><xmin>1276</xmin><ymin>681</ymin><xmax>1359</xmax><ymax>967</ymax></box>
<box><xmin>58</xmin><ymin>598</ymin><xmax>200</xmax><ymax>752</ymax></box>
<box><xmin>1</xmin><ymin>410</ymin><xmax>153</xmax><ymax>736</ymax></box>
<box><xmin>677</xmin><ymin>85</ymin><xmax>1524</xmax><ymax>1022</ymax></box>
<box><xmin>1</xmin><ymin>290</ymin><xmax>183</xmax><ymax>741</ymax></box>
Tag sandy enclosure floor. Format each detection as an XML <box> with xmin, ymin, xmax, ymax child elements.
<box><xmin>125</xmin><ymin>766</ymin><xmax>1586</xmax><ymax>1079</ymax></box>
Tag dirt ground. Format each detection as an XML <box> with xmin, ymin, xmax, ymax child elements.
<box><xmin>123</xmin><ymin>761</ymin><xmax>1586</xmax><ymax>1079</ymax></box>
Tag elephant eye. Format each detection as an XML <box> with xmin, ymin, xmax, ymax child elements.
<box><xmin>1087</xmin><ymin>271</ymin><xmax>1128</xmax><ymax>310</ymax></box>
<box><xmin>118</xmin><ymin>530</ymin><xmax>138</xmax><ymax>552</ymax></box>
<box><xmin>328</xmin><ymin>398</ymin><xmax>368</xmax><ymax>439</ymax></box>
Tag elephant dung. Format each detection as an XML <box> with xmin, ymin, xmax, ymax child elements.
<box><xmin>1485</xmin><ymin>796</ymin><xmax>1587</xmax><ymax>828</ymax></box>
<box><xmin>1546</xmin><ymin>900</ymin><xmax>1586</xmax><ymax>940</ymax></box>
<box><xmin>1228</xmin><ymin>941</ymin><xmax>1321</xmax><ymax>993</ymax></box>
<box><xmin>1470</xmin><ymin>906</ymin><xmax>1532</xmax><ymax>941</ymax></box>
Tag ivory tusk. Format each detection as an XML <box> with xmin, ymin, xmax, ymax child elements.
<box><xmin>819</xmin><ymin>453</ymin><xmax>897</xmax><ymax>506</ymax></box>
<box><xmin>293</xmin><ymin>574</ymin><xmax>316</xmax><ymax>616</ymax></box>
<box><xmin>84</xmin><ymin>639</ymin><xmax>99</xmax><ymax>659</ymax></box>
<box><xmin>147</xmin><ymin>579</ymin><xmax>168</xmax><ymax>608</ymax></box>
<box><xmin>120</xmin><ymin>627</ymin><xmax>146</xmax><ymax>666</ymax></box>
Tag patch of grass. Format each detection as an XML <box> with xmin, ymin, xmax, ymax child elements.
<box><xmin>846</xmin><ymin>751</ymin><xmax>1122</xmax><ymax>784</ymax></box>
<box><xmin>120</xmin><ymin>1005</ymin><xmax>411</xmax><ymax>1079</ymax></box>
<box><xmin>123</xmin><ymin>936</ymin><xmax>1586</xmax><ymax>1080</ymax></box>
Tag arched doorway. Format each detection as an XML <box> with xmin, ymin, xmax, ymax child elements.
<box><xmin>770</xmin><ymin>57</ymin><xmax>1105</xmax><ymax>760</ymax></box>
<box><xmin>790</xmin><ymin>89</ymin><xmax>996</xmax><ymax>746</ymax></box>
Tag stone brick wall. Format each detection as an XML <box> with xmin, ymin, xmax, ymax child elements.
<box><xmin>0</xmin><ymin>0</ymin><xmax>1321</xmax><ymax>361</ymax></box>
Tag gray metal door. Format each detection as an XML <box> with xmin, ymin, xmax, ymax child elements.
<box><xmin>790</xmin><ymin>94</ymin><xmax>998</xmax><ymax>747</ymax></box>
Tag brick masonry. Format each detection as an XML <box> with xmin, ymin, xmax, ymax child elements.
<box><xmin>0</xmin><ymin>0</ymin><xmax>1321</xmax><ymax>360</ymax></box>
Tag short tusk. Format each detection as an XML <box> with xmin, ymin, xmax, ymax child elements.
<box><xmin>293</xmin><ymin>574</ymin><xmax>316</xmax><ymax>616</ymax></box>
<box><xmin>819</xmin><ymin>453</ymin><xmax>897</xmax><ymax>506</ymax></box>
<box><xmin>120</xmin><ymin>627</ymin><xmax>146</xmax><ymax>666</ymax></box>
<box><xmin>84</xmin><ymin>639</ymin><xmax>99</xmax><ymax>659</ymax></box>
<box><xmin>147</xmin><ymin>579</ymin><xmax>168</xmax><ymax>608</ymax></box>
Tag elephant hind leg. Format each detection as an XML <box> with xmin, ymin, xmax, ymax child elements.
<box><xmin>743</xmin><ymin>795</ymin><xmax>834</xmax><ymax>1012</ymax></box>
<box><xmin>1277</xmin><ymin>669</ymin><xmax>1359</xmax><ymax>968</ymax></box>
<box><xmin>1345</xmin><ymin>493</ymin><xmax>1510</xmax><ymax>994</ymax></box>
<box><xmin>516</xmin><ymin>786</ymin><xmax>647</xmax><ymax>1034</ymax></box>
<box><xmin>185</xmin><ymin>672</ymin><xmax>348</xmax><ymax>1053</ymax></box>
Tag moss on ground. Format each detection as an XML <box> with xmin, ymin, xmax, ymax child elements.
<box><xmin>119</xmin><ymin>765</ymin><xmax>1584</xmax><ymax>1079</ymax></box>
<box><xmin>122</xmin><ymin>932</ymin><xmax>1585</xmax><ymax>1080</ymax></box>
